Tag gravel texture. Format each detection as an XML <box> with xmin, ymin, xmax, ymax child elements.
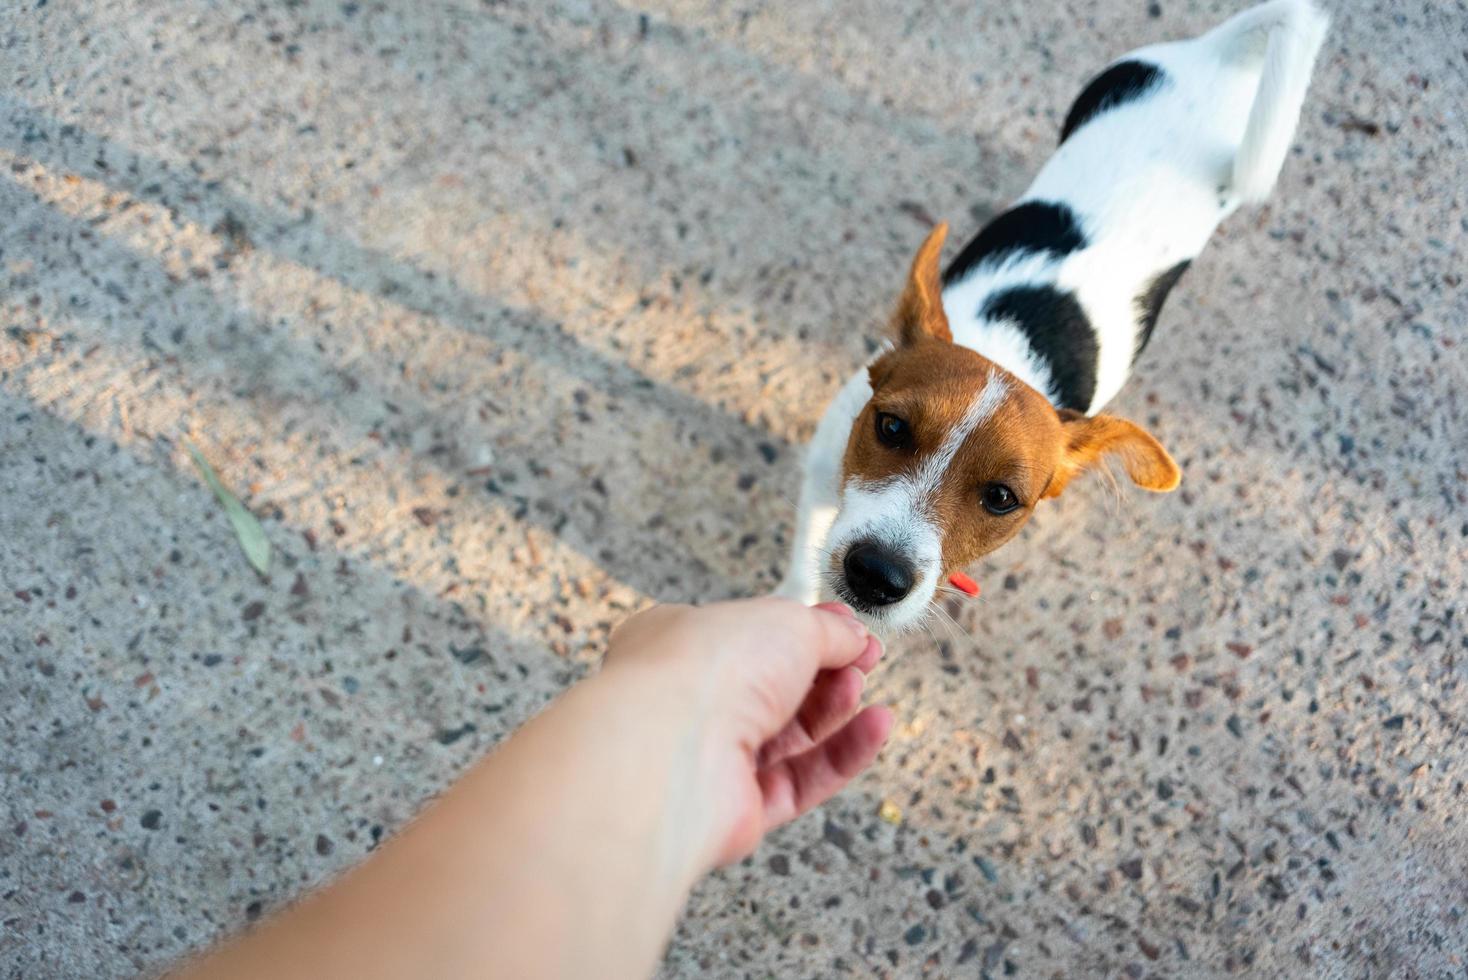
<box><xmin>2</xmin><ymin>1</ymin><xmax>1465</xmax><ymax>977</ymax></box>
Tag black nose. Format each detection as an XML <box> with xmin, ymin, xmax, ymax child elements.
<box><xmin>842</xmin><ymin>542</ymin><xmax>914</xmax><ymax>608</ymax></box>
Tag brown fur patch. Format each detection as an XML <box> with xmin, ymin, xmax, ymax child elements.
<box><xmin>1043</xmin><ymin>410</ymin><xmax>1181</xmax><ymax>498</ymax></box>
<box><xmin>842</xmin><ymin>345</ymin><xmax>1178</xmax><ymax>578</ymax></box>
<box><xmin>845</xmin><ymin>341</ymin><xmax>1063</xmax><ymax>573</ymax></box>
<box><xmin>834</xmin><ymin>225</ymin><xmax>1180</xmax><ymax>583</ymax></box>
<box><xmin>893</xmin><ymin>223</ymin><xmax>951</xmax><ymax>346</ymax></box>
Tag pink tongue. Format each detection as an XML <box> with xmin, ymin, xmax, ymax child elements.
<box><xmin>948</xmin><ymin>571</ymin><xmax>980</xmax><ymax>597</ymax></box>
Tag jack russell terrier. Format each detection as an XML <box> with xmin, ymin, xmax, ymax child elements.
<box><xmin>778</xmin><ymin>0</ymin><xmax>1329</xmax><ymax>632</ymax></box>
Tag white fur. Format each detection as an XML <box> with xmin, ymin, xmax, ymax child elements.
<box><xmin>916</xmin><ymin>372</ymin><xmax>1012</xmax><ymax>493</ymax></box>
<box><xmin>786</xmin><ymin>373</ymin><xmax>1010</xmax><ymax>631</ymax></box>
<box><xmin>779</xmin><ymin>0</ymin><xmax>1328</xmax><ymax>632</ymax></box>
<box><xmin>1223</xmin><ymin>0</ymin><xmax>1332</xmax><ymax>202</ymax></box>
<box><xmin>949</xmin><ymin>0</ymin><xmax>1328</xmax><ymax>414</ymax></box>
<box><xmin>821</xmin><ymin>477</ymin><xmax>944</xmax><ymax>631</ymax></box>
<box><xmin>943</xmin><ymin>252</ymin><xmax>1063</xmax><ymax>400</ymax></box>
<box><xmin>778</xmin><ymin>367</ymin><xmax>874</xmax><ymax>604</ymax></box>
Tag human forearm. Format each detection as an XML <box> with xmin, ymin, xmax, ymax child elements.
<box><xmin>179</xmin><ymin>665</ymin><xmax>708</xmax><ymax>980</ymax></box>
<box><xmin>457</xmin><ymin>662</ymin><xmax>714</xmax><ymax>978</ymax></box>
<box><xmin>177</xmin><ymin>599</ymin><xmax>886</xmax><ymax>980</ymax></box>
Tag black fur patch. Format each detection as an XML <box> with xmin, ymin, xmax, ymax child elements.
<box><xmin>980</xmin><ymin>285</ymin><xmax>1098</xmax><ymax>412</ymax></box>
<box><xmin>1060</xmin><ymin>60</ymin><xmax>1167</xmax><ymax>144</ymax></box>
<box><xmin>1133</xmin><ymin>260</ymin><xmax>1191</xmax><ymax>359</ymax></box>
<box><xmin>942</xmin><ymin>201</ymin><xmax>1088</xmax><ymax>287</ymax></box>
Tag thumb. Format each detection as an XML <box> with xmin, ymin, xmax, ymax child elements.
<box><xmin>738</xmin><ymin>597</ymin><xmax>871</xmax><ymax>676</ymax></box>
<box><xmin>800</xmin><ymin>603</ymin><xmax>874</xmax><ymax>672</ymax></box>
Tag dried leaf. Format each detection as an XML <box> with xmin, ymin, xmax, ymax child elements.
<box><xmin>187</xmin><ymin>443</ymin><xmax>270</xmax><ymax>575</ymax></box>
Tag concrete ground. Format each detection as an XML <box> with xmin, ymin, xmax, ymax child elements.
<box><xmin>2</xmin><ymin>0</ymin><xmax>1465</xmax><ymax>976</ymax></box>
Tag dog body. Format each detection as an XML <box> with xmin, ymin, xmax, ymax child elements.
<box><xmin>779</xmin><ymin>0</ymin><xmax>1328</xmax><ymax>632</ymax></box>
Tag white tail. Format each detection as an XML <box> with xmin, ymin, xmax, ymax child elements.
<box><xmin>1212</xmin><ymin>0</ymin><xmax>1330</xmax><ymax>203</ymax></box>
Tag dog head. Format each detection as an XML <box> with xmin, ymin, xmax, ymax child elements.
<box><xmin>824</xmin><ymin>223</ymin><xmax>1181</xmax><ymax>632</ymax></box>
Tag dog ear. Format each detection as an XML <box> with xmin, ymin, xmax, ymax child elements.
<box><xmin>1043</xmin><ymin>410</ymin><xmax>1180</xmax><ymax>498</ymax></box>
<box><xmin>892</xmin><ymin>222</ymin><xmax>952</xmax><ymax>346</ymax></box>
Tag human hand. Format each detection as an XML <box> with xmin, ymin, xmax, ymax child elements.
<box><xmin>603</xmin><ymin>597</ymin><xmax>893</xmax><ymax>871</ymax></box>
<box><xmin>173</xmin><ymin>597</ymin><xmax>891</xmax><ymax>980</ymax></box>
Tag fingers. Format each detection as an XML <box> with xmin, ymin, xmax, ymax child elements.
<box><xmin>740</xmin><ymin>599</ymin><xmax>884</xmax><ymax>761</ymax></box>
<box><xmin>613</xmin><ymin>599</ymin><xmax>875</xmax><ymax>681</ymax></box>
<box><xmin>756</xmin><ymin>705</ymin><xmax>895</xmax><ymax>829</ymax></box>
<box><xmin>811</xmin><ymin>601</ymin><xmax>858</xmax><ymax>619</ymax></box>
<box><xmin>754</xmin><ymin>622</ymin><xmax>884</xmax><ymax>769</ymax></box>
<box><xmin>851</xmin><ymin>635</ymin><xmax>882</xmax><ymax>673</ymax></box>
<box><xmin>794</xmin><ymin>665</ymin><xmax>867</xmax><ymax>749</ymax></box>
<box><xmin>812</xmin><ymin>603</ymin><xmax>883</xmax><ymax>672</ymax></box>
<box><xmin>795</xmin><ymin>600</ymin><xmax>875</xmax><ymax>672</ymax></box>
<box><xmin>755</xmin><ymin>665</ymin><xmax>865</xmax><ymax>768</ymax></box>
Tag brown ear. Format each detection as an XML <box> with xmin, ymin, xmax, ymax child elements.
<box><xmin>892</xmin><ymin>222</ymin><xmax>951</xmax><ymax>346</ymax></box>
<box><xmin>1042</xmin><ymin>410</ymin><xmax>1181</xmax><ymax>498</ymax></box>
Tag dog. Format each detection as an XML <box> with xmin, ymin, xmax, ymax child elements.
<box><xmin>778</xmin><ymin>0</ymin><xmax>1329</xmax><ymax>632</ymax></box>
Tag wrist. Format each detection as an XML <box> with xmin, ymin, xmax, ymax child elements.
<box><xmin>590</xmin><ymin>653</ymin><xmax>732</xmax><ymax>876</ymax></box>
<box><xmin>455</xmin><ymin>664</ymin><xmax>713</xmax><ymax>978</ymax></box>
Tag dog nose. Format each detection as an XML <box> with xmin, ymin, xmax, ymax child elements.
<box><xmin>842</xmin><ymin>542</ymin><xmax>914</xmax><ymax>608</ymax></box>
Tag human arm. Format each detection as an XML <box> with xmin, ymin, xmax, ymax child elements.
<box><xmin>175</xmin><ymin>597</ymin><xmax>891</xmax><ymax>980</ymax></box>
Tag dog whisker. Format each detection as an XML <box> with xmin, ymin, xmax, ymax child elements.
<box><xmin>926</xmin><ymin>598</ymin><xmax>973</xmax><ymax>643</ymax></box>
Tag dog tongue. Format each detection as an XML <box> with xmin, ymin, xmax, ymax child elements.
<box><xmin>948</xmin><ymin>571</ymin><xmax>980</xmax><ymax>597</ymax></box>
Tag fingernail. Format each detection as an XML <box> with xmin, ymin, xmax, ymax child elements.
<box><xmin>817</xmin><ymin>601</ymin><xmax>859</xmax><ymax>620</ymax></box>
<box><xmin>853</xmin><ymin>635</ymin><xmax>883</xmax><ymax>673</ymax></box>
<box><xmin>844</xmin><ymin>615</ymin><xmax>867</xmax><ymax>639</ymax></box>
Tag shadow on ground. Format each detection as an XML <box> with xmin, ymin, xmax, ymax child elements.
<box><xmin>2</xmin><ymin>1</ymin><xmax>1465</xmax><ymax>977</ymax></box>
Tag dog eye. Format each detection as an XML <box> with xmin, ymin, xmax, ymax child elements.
<box><xmin>874</xmin><ymin>412</ymin><xmax>911</xmax><ymax>449</ymax></box>
<box><xmin>980</xmin><ymin>483</ymin><xmax>1020</xmax><ymax>515</ymax></box>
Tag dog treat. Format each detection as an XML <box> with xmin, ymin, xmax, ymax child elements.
<box><xmin>948</xmin><ymin>572</ymin><xmax>980</xmax><ymax>597</ymax></box>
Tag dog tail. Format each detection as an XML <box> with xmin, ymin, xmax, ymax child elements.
<box><xmin>1209</xmin><ymin>0</ymin><xmax>1329</xmax><ymax>204</ymax></box>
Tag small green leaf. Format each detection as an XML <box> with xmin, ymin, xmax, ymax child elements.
<box><xmin>187</xmin><ymin>443</ymin><xmax>271</xmax><ymax>575</ymax></box>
